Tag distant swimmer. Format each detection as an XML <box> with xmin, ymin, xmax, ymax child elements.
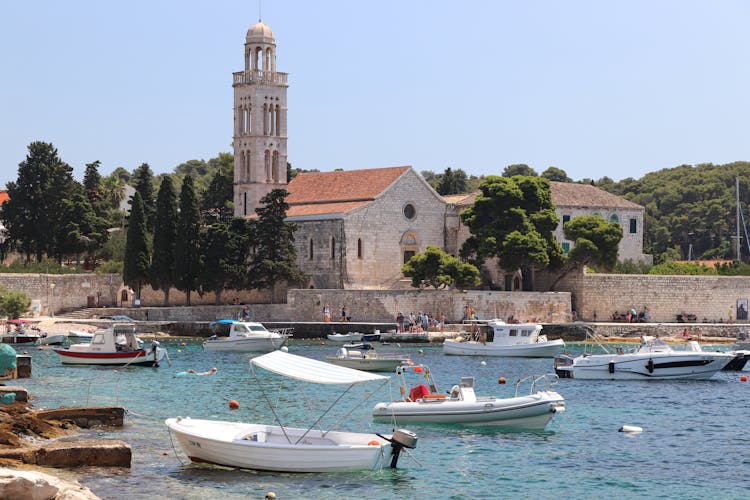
<box><xmin>177</xmin><ymin>367</ymin><xmax>218</xmax><ymax>377</ymax></box>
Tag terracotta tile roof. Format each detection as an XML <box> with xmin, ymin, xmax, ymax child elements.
<box><xmin>443</xmin><ymin>193</ymin><xmax>476</xmax><ymax>205</ymax></box>
<box><xmin>285</xmin><ymin>166</ymin><xmax>411</xmax><ymax>215</ymax></box>
<box><xmin>550</xmin><ymin>181</ymin><xmax>643</xmax><ymax>210</ymax></box>
<box><xmin>0</xmin><ymin>191</ymin><xmax>8</xmax><ymax>205</ymax></box>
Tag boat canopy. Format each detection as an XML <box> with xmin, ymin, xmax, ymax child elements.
<box><xmin>251</xmin><ymin>350</ymin><xmax>388</xmax><ymax>385</ymax></box>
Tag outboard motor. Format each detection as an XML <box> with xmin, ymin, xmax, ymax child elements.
<box><xmin>377</xmin><ymin>429</ymin><xmax>418</xmax><ymax>468</ymax></box>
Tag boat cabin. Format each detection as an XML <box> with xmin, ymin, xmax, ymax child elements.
<box><xmin>210</xmin><ymin>320</ymin><xmax>271</xmax><ymax>338</ymax></box>
<box><xmin>485</xmin><ymin>321</ymin><xmax>544</xmax><ymax>344</ymax></box>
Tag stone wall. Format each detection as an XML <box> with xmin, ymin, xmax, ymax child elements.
<box><xmin>558</xmin><ymin>272</ymin><xmax>750</xmax><ymax>324</ymax></box>
<box><xmin>293</xmin><ymin>219</ymin><xmax>345</xmax><ymax>289</ymax></box>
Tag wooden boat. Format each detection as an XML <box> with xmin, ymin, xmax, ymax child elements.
<box><xmin>166</xmin><ymin>351</ymin><xmax>418</xmax><ymax>472</ymax></box>
<box><xmin>443</xmin><ymin>320</ymin><xmax>564</xmax><ymax>357</ymax></box>
<box><xmin>52</xmin><ymin>324</ymin><xmax>167</xmax><ymax>366</ymax></box>
<box><xmin>372</xmin><ymin>365</ymin><xmax>565</xmax><ymax>429</ymax></box>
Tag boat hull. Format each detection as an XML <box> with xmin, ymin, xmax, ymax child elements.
<box><xmin>202</xmin><ymin>336</ymin><xmax>287</xmax><ymax>352</ymax></box>
<box><xmin>325</xmin><ymin>356</ymin><xmax>409</xmax><ymax>372</ymax></box>
<box><xmin>556</xmin><ymin>352</ymin><xmax>735</xmax><ymax>380</ymax></box>
<box><xmin>52</xmin><ymin>348</ymin><xmax>166</xmax><ymax>366</ymax></box>
<box><xmin>372</xmin><ymin>391</ymin><xmax>565</xmax><ymax>429</ymax></box>
<box><xmin>326</xmin><ymin>333</ymin><xmax>363</xmax><ymax>342</ymax></box>
<box><xmin>165</xmin><ymin>418</ymin><xmax>392</xmax><ymax>472</ymax></box>
<box><xmin>443</xmin><ymin>338</ymin><xmax>564</xmax><ymax>357</ymax></box>
<box><xmin>36</xmin><ymin>334</ymin><xmax>67</xmax><ymax>346</ymax></box>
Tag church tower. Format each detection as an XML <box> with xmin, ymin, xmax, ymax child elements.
<box><xmin>233</xmin><ymin>20</ymin><xmax>288</xmax><ymax>217</ymax></box>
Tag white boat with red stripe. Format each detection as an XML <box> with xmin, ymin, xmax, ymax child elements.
<box><xmin>53</xmin><ymin>324</ymin><xmax>166</xmax><ymax>367</ymax></box>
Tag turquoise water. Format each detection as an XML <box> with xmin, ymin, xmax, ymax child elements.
<box><xmin>14</xmin><ymin>340</ymin><xmax>750</xmax><ymax>500</ymax></box>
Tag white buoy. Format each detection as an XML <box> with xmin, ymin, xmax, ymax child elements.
<box><xmin>480</xmin><ymin>361</ymin><xmax>487</xmax><ymax>366</ymax></box>
<box><xmin>280</xmin><ymin>346</ymin><xmax>289</xmax><ymax>352</ymax></box>
<box><xmin>619</xmin><ymin>425</ymin><xmax>643</xmax><ymax>433</ymax></box>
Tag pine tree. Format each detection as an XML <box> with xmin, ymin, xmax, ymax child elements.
<box><xmin>123</xmin><ymin>192</ymin><xmax>151</xmax><ymax>300</ymax></box>
<box><xmin>150</xmin><ymin>176</ymin><xmax>178</xmax><ymax>305</ymax></box>
<box><xmin>132</xmin><ymin>163</ymin><xmax>156</xmax><ymax>231</ymax></box>
<box><xmin>175</xmin><ymin>176</ymin><xmax>201</xmax><ymax>305</ymax></box>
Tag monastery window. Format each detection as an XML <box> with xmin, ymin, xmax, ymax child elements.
<box><xmin>561</xmin><ymin>242</ymin><xmax>570</xmax><ymax>255</ymax></box>
<box><xmin>403</xmin><ymin>203</ymin><xmax>416</xmax><ymax>220</ymax></box>
<box><xmin>309</xmin><ymin>238</ymin><xmax>314</xmax><ymax>260</ymax></box>
<box><xmin>403</xmin><ymin>250</ymin><xmax>416</xmax><ymax>264</ymax></box>
<box><xmin>331</xmin><ymin>237</ymin><xmax>335</xmax><ymax>259</ymax></box>
<box><xmin>562</xmin><ymin>214</ymin><xmax>570</xmax><ymax>226</ymax></box>
<box><xmin>609</xmin><ymin>214</ymin><xmax>619</xmax><ymax>223</ymax></box>
<box><xmin>400</xmin><ymin>231</ymin><xmax>419</xmax><ymax>267</ymax></box>
<box><xmin>630</xmin><ymin>218</ymin><xmax>637</xmax><ymax>234</ymax></box>
<box><xmin>357</xmin><ymin>238</ymin><xmax>363</xmax><ymax>259</ymax></box>
<box><xmin>243</xmin><ymin>193</ymin><xmax>247</xmax><ymax>216</ymax></box>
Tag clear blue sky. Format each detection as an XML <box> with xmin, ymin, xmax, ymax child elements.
<box><xmin>2</xmin><ymin>1</ymin><xmax>750</xmax><ymax>188</ymax></box>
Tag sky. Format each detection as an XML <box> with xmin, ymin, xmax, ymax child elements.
<box><xmin>2</xmin><ymin>1</ymin><xmax>750</xmax><ymax>188</ymax></box>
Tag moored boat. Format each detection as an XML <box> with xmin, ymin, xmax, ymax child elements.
<box><xmin>166</xmin><ymin>350</ymin><xmax>418</xmax><ymax>472</ymax></box>
<box><xmin>326</xmin><ymin>345</ymin><xmax>410</xmax><ymax>372</ymax></box>
<box><xmin>443</xmin><ymin>320</ymin><xmax>564</xmax><ymax>357</ymax></box>
<box><xmin>554</xmin><ymin>335</ymin><xmax>735</xmax><ymax>380</ymax></box>
<box><xmin>372</xmin><ymin>364</ymin><xmax>565</xmax><ymax>429</ymax></box>
<box><xmin>326</xmin><ymin>332</ymin><xmax>363</xmax><ymax>343</ymax></box>
<box><xmin>36</xmin><ymin>333</ymin><xmax>67</xmax><ymax>346</ymax></box>
<box><xmin>52</xmin><ymin>324</ymin><xmax>166</xmax><ymax>366</ymax></box>
<box><xmin>203</xmin><ymin>320</ymin><xmax>291</xmax><ymax>352</ymax></box>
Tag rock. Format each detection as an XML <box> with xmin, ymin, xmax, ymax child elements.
<box><xmin>0</xmin><ymin>467</ymin><xmax>100</xmax><ymax>499</ymax></box>
<box><xmin>31</xmin><ymin>440</ymin><xmax>132</xmax><ymax>468</ymax></box>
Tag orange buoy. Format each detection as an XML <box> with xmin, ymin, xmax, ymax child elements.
<box><xmin>498</xmin><ymin>377</ymin><xmax>506</xmax><ymax>384</ymax></box>
<box><xmin>741</xmin><ymin>375</ymin><xmax>747</xmax><ymax>382</ymax></box>
<box><xmin>180</xmin><ymin>342</ymin><xmax>187</xmax><ymax>346</ymax></box>
<box><xmin>367</xmin><ymin>440</ymin><xmax>380</xmax><ymax>446</ymax></box>
<box><xmin>229</xmin><ymin>399</ymin><xmax>240</xmax><ymax>409</ymax></box>
<box><xmin>414</xmin><ymin>366</ymin><xmax>423</xmax><ymax>373</ymax></box>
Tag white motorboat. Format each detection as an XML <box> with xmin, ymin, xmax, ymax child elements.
<box><xmin>203</xmin><ymin>320</ymin><xmax>291</xmax><ymax>352</ymax></box>
<box><xmin>372</xmin><ymin>364</ymin><xmax>565</xmax><ymax>429</ymax></box>
<box><xmin>36</xmin><ymin>333</ymin><xmax>67</xmax><ymax>346</ymax></box>
<box><xmin>326</xmin><ymin>346</ymin><xmax>410</xmax><ymax>372</ymax></box>
<box><xmin>67</xmin><ymin>330</ymin><xmax>95</xmax><ymax>340</ymax></box>
<box><xmin>166</xmin><ymin>350</ymin><xmax>418</xmax><ymax>472</ymax></box>
<box><xmin>52</xmin><ymin>324</ymin><xmax>167</xmax><ymax>366</ymax></box>
<box><xmin>326</xmin><ymin>332</ymin><xmax>363</xmax><ymax>342</ymax></box>
<box><xmin>554</xmin><ymin>335</ymin><xmax>735</xmax><ymax>380</ymax></box>
<box><xmin>443</xmin><ymin>320</ymin><xmax>564</xmax><ymax>357</ymax></box>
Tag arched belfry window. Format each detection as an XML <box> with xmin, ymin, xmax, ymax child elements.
<box><xmin>609</xmin><ymin>214</ymin><xmax>620</xmax><ymax>223</ymax></box>
<box><xmin>400</xmin><ymin>231</ymin><xmax>420</xmax><ymax>265</ymax></box>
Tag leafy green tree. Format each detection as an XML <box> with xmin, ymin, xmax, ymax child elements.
<box><xmin>460</xmin><ymin>175</ymin><xmax>562</xmax><ymax>290</ymax></box>
<box><xmin>1</xmin><ymin>141</ymin><xmax>76</xmax><ymax>262</ymax></box>
<box><xmin>111</xmin><ymin>167</ymin><xmax>131</xmax><ymax>183</ymax></box>
<box><xmin>175</xmin><ymin>176</ymin><xmax>202</xmax><ymax>305</ymax></box>
<box><xmin>122</xmin><ymin>192</ymin><xmax>151</xmax><ymax>300</ymax></box>
<box><xmin>199</xmin><ymin>218</ymin><xmax>251</xmax><ymax>304</ymax></box>
<box><xmin>548</xmin><ymin>215</ymin><xmax>623</xmax><ymax>289</ymax></box>
<box><xmin>541</xmin><ymin>166</ymin><xmax>572</xmax><ymax>182</ymax></box>
<box><xmin>502</xmin><ymin>164</ymin><xmax>537</xmax><ymax>177</ymax></box>
<box><xmin>150</xmin><ymin>176</ymin><xmax>178</xmax><ymax>305</ymax></box>
<box><xmin>100</xmin><ymin>173</ymin><xmax>126</xmax><ymax>211</ymax></box>
<box><xmin>132</xmin><ymin>163</ymin><xmax>156</xmax><ymax>231</ymax></box>
<box><xmin>0</xmin><ymin>285</ymin><xmax>31</xmax><ymax>319</ymax></box>
<box><xmin>248</xmin><ymin>189</ymin><xmax>307</xmax><ymax>302</ymax></box>
<box><xmin>402</xmin><ymin>246</ymin><xmax>480</xmax><ymax>290</ymax></box>
<box><xmin>83</xmin><ymin>161</ymin><xmax>104</xmax><ymax>209</ymax></box>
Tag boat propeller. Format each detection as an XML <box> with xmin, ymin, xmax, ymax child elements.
<box><xmin>376</xmin><ymin>429</ymin><xmax>418</xmax><ymax>468</ymax></box>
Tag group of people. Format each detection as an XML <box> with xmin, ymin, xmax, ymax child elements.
<box><xmin>611</xmin><ymin>306</ymin><xmax>650</xmax><ymax>323</ymax></box>
<box><xmin>395</xmin><ymin>311</ymin><xmax>445</xmax><ymax>333</ymax></box>
<box><xmin>322</xmin><ymin>304</ymin><xmax>350</xmax><ymax>322</ymax></box>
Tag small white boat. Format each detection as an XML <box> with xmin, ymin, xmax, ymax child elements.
<box><xmin>326</xmin><ymin>332</ymin><xmax>363</xmax><ymax>342</ymax></box>
<box><xmin>326</xmin><ymin>346</ymin><xmax>410</xmax><ymax>372</ymax></box>
<box><xmin>443</xmin><ymin>320</ymin><xmax>564</xmax><ymax>357</ymax></box>
<box><xmin>52</xmin><ymin>324</ymin><xmax>167</xmax><ymax>366</ymax></box>
<box><xmin>166</xmin><ymin>350</ymin><xmax>418</xmax><ymax>472</ymax></box>
<box><xmin>554</xmin><ymin>335</ymin><xmax>735</xmax><ymax>380</ymax></box>
<box><xmin>372</xmin><ymin>364</ymin><xmax>565</xmax><ymax>429</ymax></box>
<box><xmin>36</xmin><ymin>333</ymin><xmax>67</xmax><ymax>346</ymax></box>
<box><xmin>67</xmin><ymin>330</ymin><xmax>95</xmax><ymax>340</ymax></box>
<box><xmin>203</xmin><ymin>320</ymin><xmax>291</xmax><ymax>353</ymax></box>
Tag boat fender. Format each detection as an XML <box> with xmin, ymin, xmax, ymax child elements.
<box><xmin>608</xmin><ymin>361</ymin><xmax>615</xmax><ymax>374</ymax></box>
<box><xmin>619</xmin><ymin>425</ymin><xmax>643</xmax><ymax>433</ymax></box>
<box><xmin>647</xmin><ymin>358</ymin><xmax>654</xmax><ymax>373</ymax></box>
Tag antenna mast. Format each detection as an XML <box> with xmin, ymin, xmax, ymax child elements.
<box><xmin>737</xmin><ymin>176</ymin><xmax>741</xmax><ymax>261</ymax></box>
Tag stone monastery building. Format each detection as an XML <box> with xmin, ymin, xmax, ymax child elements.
<box><xmin>232</xmin><ymin>21</ymin><xmax>647</xmax><ymax>290</ymax></box>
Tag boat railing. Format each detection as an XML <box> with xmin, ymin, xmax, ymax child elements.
<box><xmin>272</xmin><ymin>327</ymin><xmax>294</xmax><ymax>337</ymax></box>
<box><xmin>514</xmin><ymin>373</ymin><xmax>560</xmax><ymax>396</ymax></box>
<box><xmin>581</xmin><ymin>325</ymin><xmax>611</xmax><ymax>355</ymax></box>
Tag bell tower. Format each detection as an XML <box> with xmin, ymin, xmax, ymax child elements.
<box><xmin>233</xmin><ymin>20</ymin><xmax>288</xmax><ymax>217</ymax></box>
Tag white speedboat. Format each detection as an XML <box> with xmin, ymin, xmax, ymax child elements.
<box><xmin>53</xmin><ymin>324</ymin><xmax>167</xmax><ymax>366</ymax></box>
<box><xmin>67</xmin><ymin>330</ymin><xmax>95</xmax><ymax>340</ymax></box>
<box><xmin>554</xmin><ymin>336</ymin><xmax>735</xmax><ymax>380</ymax></box>
<box><xmin>326</xmin><ymin>332</ymin><xmax>363</xmax><ymax>342</ymax></box>
<box><xmin>372</xmin><ymin>365</ymin><xmax>565</xmax><ymax>429</ymax></box>
<box><xmin>166</xmin><ymin>351</ymin><xmax>418</xmax><ymax>472</ymax></box>
<box><xmin>326</xmin><ymin>346</ymin><xmax>410</xmax><ymax>372</ymax></box>
<box><xmin>443</xmin><ymin>320</ymin><xmax>564</xmax><ymax>357</ymax></box>
<box><xmin>203</xmin><ymin>320</ymin><xmax>291</xmax><ymax>352</ymax></box>
<box><xmin>36</xmin><ymin>333</ymin><xmax>67</xmax><ymax>346</ymax></box>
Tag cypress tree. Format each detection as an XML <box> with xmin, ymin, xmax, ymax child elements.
<box><xmin>175</xmin><ymin>176</ymin><xmax>201</xmax><ymax>305</ymax></box>
<box><xmin>132</xmin><ymin>163</ymin><xmax>156</xmax><ymax>231</ymax></box>
<box><xmin>123</xmin><ymin>192</ymin><xmax>151</xmax><ymax>301</ymax></box>
<box><xmin>150</xmin><ymin>176</ymin><xmax>178</xmax><ymax>305</ymax></box>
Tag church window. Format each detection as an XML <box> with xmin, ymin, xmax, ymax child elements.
<box><xmin>309</xmin><ymin>238</ymin><xmax>314</xmax><ymax>260</ymax></box>
<box><xmin>403</xmin><ymin>203</ymin><xmax>416</xmax><ymax>220</ymax></box>
<box><xmin>400</xmin><ymin>231</ymin><xmax>419</xmax><ymax>270</ymax></box>
<box><xmin>562</xmin><ymin>214</ymin><xmax>570</xmax><ymax>225</ymax></box>
<box><xmin>403</xmin><ymin>250</ymin><xmax>416</xmax><ymax>263</ymax></box>
<box><xmin>272</xmin><ymin>151</ymin><xmax>279</xmax><ymax>182</ymax></box>
<box><xmin>609</xmin><ymin>214</ymin><xmax>619</xmax><ymax>223</ymax></box>
<box><xmin>561</xmin><ymin>242</ymin><xmax>570</xmax><ymax>255</ymax></box>
<box><xmin>243</xmin><ymin>193</ymin><xmax>247</xmax><ymax>216</ymax></box>
<box><xmin>331</xmin><ymin>237</ymin><xmax>335</xmax><ymax>259</ymax></box>
<box><xmin>357</xmin><ymin>238</ymin><xmax>363</xmax><ymax>259</ymax></box>
<box><xmin>264</xmin><ymin>150</ymin><xmax>271</xmax><ymax>182</ymax></box>
<box><xmin>630</xmin><ymin>218</ymin><xmax>637</xmax><ymax>234</ymax></box>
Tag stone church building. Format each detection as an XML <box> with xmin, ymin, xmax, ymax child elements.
<box><xmin>231</xmin><ymin>21</ymin><xmax>648</xmax><ymax>290</ymax></box>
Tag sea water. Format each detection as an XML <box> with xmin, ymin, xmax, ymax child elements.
<box><xmin>15</xmin><ymin>340</ymin><xmax>750</xmax><ymax>500</ymax></box>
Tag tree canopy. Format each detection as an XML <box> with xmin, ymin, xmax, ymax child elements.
<box><xmin>174</xmin><ymin>176</ymin><xmax>201</xmax><ymax>305</ymax></box>
<box><xmin>150</xmin><ymin>176</ymin><xmax>178</xmax><ymax>305</ymax></box>
<box><xmin>402</xmin><ymin>245</ymin><xmax>480</xmax><ymax>290</ymax></box>
<box><xmin>122</xmin><ymin>191</ymin><xmax>151</xmax><ymax>300</ymax></box>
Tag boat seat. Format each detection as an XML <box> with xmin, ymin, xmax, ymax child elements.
<box><xmin>421</xmin><ymin>393</ymin><xmax>446</xmax><ymax>401</ymax></box>
<box><xmin>234</xmin><ymin>431</ymin><xmax>266</xmax><ymax>443</ymax></box>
